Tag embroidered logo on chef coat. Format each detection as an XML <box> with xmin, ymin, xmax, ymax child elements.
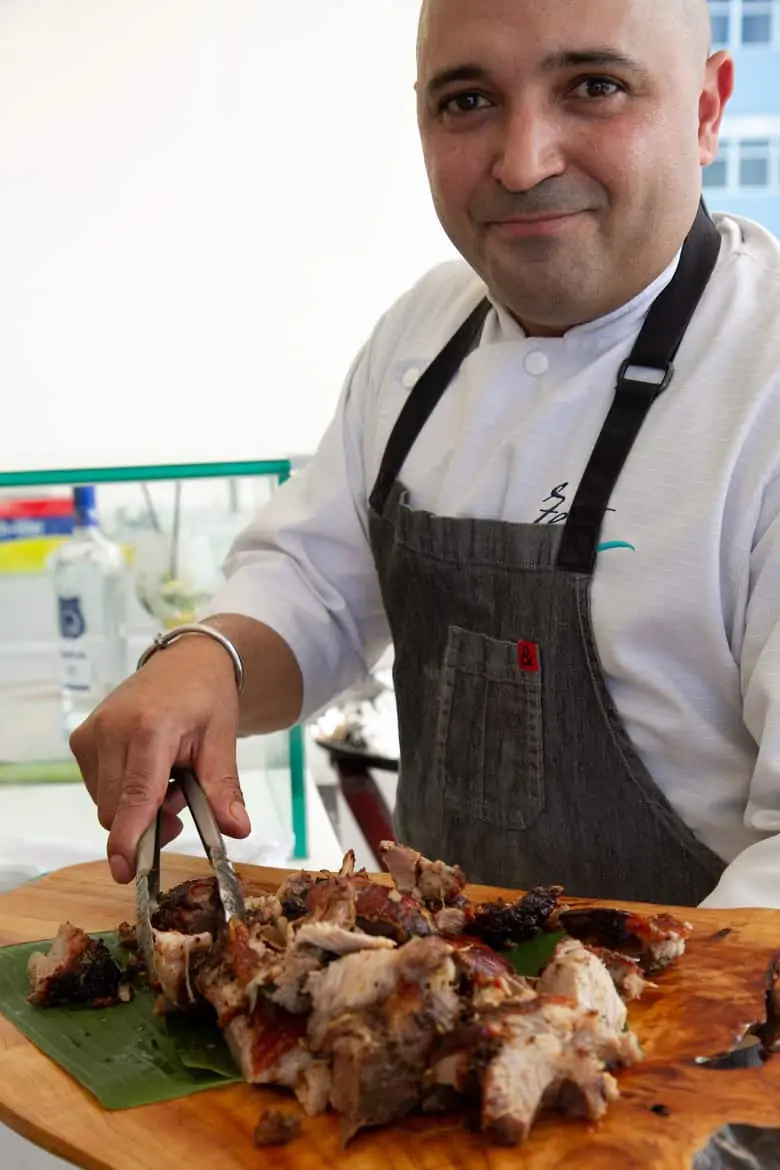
<box><xmin>534</xmin><ymin>483</ymin><xmax>636</xmax><ymax>553</ymax></box>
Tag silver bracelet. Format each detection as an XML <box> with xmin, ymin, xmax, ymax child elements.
<box><xmin>136</xmin><ymin>623</ymin><xmax>245</xmax><ymax>695</ymax></box>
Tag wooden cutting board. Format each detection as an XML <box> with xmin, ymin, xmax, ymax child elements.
<box><xmin>1</xmin><ymin>856</ymin><xmax>780</xmax><ymax>1170</ymax></box>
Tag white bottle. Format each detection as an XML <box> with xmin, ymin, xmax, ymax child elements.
<box><xmin>49</xmin><ymin>485</ymin><xmax>129</xmax><ymax>738</ymax></box>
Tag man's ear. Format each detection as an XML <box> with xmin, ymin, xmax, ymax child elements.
<box><xmin>699</xmin><ymin>51</ymin><xmax>735</xmax><ymax>166</ymax></box>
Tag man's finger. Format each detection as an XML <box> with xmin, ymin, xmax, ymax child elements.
<box><xmin>159</xmin><ymin>811</ymin><xmax>184</xmax><ymax>848</ymax></box>
<box><xmin>107</xmin><ymin>732</ymin><xmax>175</xmax><ymax>883</ymax></box>
<box><xmin>69</xmin><ymin>722</ymin><xmax>100</xmax><ymax>805</ymax></box>
<box><xmin>196</xmin><ymin>726</ymin><xmax>250</xmax><ymax>839</ymax></box>
<box><xmin>94</xmin><ymin>737</ymin><xmax>129</xmax><ymax>832</ymax></box>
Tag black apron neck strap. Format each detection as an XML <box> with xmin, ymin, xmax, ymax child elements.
<box><xmin>369</xmin><ymin>298</ymin><xmax>492</xmax><ymax>514</ymax></box>
<box><xmin>369</xmin><ymin>203</ymin><xmax>721</xmax><ymax>549</ymax></box>
<box><xmin>556</xmin><ymin>203</ymin><xmax>722</xmax><ymax>575</ymax></box>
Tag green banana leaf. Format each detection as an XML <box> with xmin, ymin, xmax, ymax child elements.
<box><xmin>504</xmin><ymin>930</ymin><xmax>565</xmax><ymax>976</ymax></box>
<box><xmin>0</xmin><ymin>928</ymin><xmax>564</xmax><ymax>1113</ymax></box>
<box><xmin>0</xmin><ymin>933</ymin><xmax>240</xmax><ymax>1110</ymax></box>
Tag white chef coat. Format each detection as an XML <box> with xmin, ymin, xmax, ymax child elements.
<box><xmin>210</xmin><ymin>212</ymin><xmax>780</xmax><ymax>910</ymax></box>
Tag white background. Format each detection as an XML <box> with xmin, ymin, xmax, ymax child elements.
<box><xmin>0</xmin><ymin>0</ymin><xmax>456</xmax><ymax>473</ymax></box>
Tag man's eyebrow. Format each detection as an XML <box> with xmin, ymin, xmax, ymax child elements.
<box><xmin>540</xmin><ymin>48</ymin><xmax>649</xmax><ymax>76</ymax></box>
<box><xmin>424</xmin><ymin>50</ymin><xmax>648</xmax><ymax>99</ymax></box>
<box><xmin>425</xmin><ymin>64</ymin><xmax>491</xmax><ymax>99</ymax></box>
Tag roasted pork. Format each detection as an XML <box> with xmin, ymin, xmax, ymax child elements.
<box><xmin>29</xmin><ymin>842</ymin><xmax>691</xmax><ymax>1151</ymax></box>
<box><xmin>27</xmin><ymin>923</ymin><xmax>132</xmax><ymax>1008</ymax></box>
<box><xmin>557</xmin><ymin>908</ymin><xmax>692</xmax><ymax>973</ymax></box>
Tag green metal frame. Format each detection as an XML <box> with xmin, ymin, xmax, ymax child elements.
<box><xmin>0</xmin><ymin>458</ymin><xmax>308</xmax><ymax>860</ymax></box>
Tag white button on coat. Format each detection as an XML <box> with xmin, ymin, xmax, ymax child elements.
<box><xmin>402</xmin><ymin>367</ymin><xmax>420</xmax><ymax>389</ymax></box>
<box><xmin>525</xmin><ymin>351</ymin><xmax>549</xmax><ymax>377</ymax></box>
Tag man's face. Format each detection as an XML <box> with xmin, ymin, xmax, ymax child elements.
<box><xmin>416</xmin><ymin>0</ymin><xmax>733</xmax><ymax>334</ymax></box>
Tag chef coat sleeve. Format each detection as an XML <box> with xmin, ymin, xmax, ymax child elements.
<box><xmin>700</xmin><ymin>471</ymin><xmax>780</xmax><ymax>909</ymax></box>
<box><xmin>205</xmin><ymin>340</ymin><xmax>391</xmax><ymax>724</ymax></box>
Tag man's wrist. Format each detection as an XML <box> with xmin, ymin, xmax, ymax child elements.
<box><xmin>137</xmin><ymin>622</ymin><xmax>244</xmax><ymax>693</ymax></box>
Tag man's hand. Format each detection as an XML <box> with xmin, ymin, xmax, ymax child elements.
<box><xmin>71</xmin><ymin>614</ymin><xmax>304</xmax><ymax>885</ymax></box>
<box><xmin>70</xmin><ymin>635</ymin><xmax>249</xmax><ymax>885</ymax></box>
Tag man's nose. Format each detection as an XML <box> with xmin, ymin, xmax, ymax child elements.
<box><xmin>491</xmin><ymin>105</ymin><xmax>566</xmax><ymax>193</ymax></box>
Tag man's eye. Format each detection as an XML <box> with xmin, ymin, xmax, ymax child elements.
<box><xmin>439</xmin><ymin>92</ymin><xmax>492</xmax><ymax>116</ymax></box>
<box><xmin>573</xmin><ymin>77</ymin><xmax>624</xmax><ymax>100</ymax></box>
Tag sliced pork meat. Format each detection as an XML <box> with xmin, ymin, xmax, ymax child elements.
<box><xmin>224</xmin><ymin>1000</ymin><xmax>309</xmax><ymax>1085</ymax></box>
<box><xmin>307</xmin><ymin>937</ymin><xmax>449</xmax><ymax>1041</ymax></box>
<box><xmin>196</xmin><ymin>918</ymin><xmax>270</xmax><ymax>1025</ymax></box>
<box><xmin>448</xmin><ymin>937</ymin><xmax>536</xmax><ymax>1012</ymax></box>
<box><xmin>151</xmin><ymin>929</ymin><xmax>213</xmax><ymax>1011</ymax></box>
<box><xmin>293</xmin><ymin>922</ymin><xmax>396</xmax><ymax>956</ymax></box>
<box><xmin>268</xmin><ymin>947</ymin><xmax>325</xmax><ymax>1015</ymax></box>
<box><xmin>244</xmin><ymin>893</ymin><xmax>284</xmax><ymax>926</ymax></box>
<box><xmin>270</xmin><ymin>924</ymin><xmax>396</xmax><ymax>1015</ymax></box>
<box><xmin>27</xmin><ymin>924</ymin><xmax>131</xmax><ymax>1008</ymax></box>
<box><xmin>538</xmin><ymin>938</ymin><xmax>627</xmax><ymax>1033</ymax></box>
<box><xmin>302</xmin><ymin>875</ymin><xmax>358</xmax><ymax>930</ymax></box>
<box><xmin>557</xmin><ymin>908</ymin><xmax>692</xmax><ymax>973</ymax></box>
<box><xmin>88</xmin><ymin>840</ymin><xmax>691</xmax><ymax>1151</ymax></box>
<box><xmin>435</xmin><ymin>906</ymin><xmax>468</xmax><ymax>934</ymax></box>
<box><xmin>379</xmin><ymin>841</ymin><xmax>467</xmax><ymax>908</ymax></box>
<box><xmin>311</xmin><ymin>938</ymin><xmax>461</xmax><ymax>1144</ymax></box>
<box><xmin>325</xmin><ymin>984</ymin><xmax>446</xmax><ymax>1144</ymax></box>
<box><xmin>294</xmin><ymin>1059</ymin><xmax>333</xmax><ymax>1116</ymax></box>
<box><xmin>429</xmin><ymin>995</ymin><xmax>640</xmax><ymax>1148</ymax></box>
<box><xmin>586</xmin><ymin>946</ymin><xmax>655</xmax><ymax>1002</ymax></box>
<box><xmin>277</xmin><ymin>871</ymin><xmax>319</xmax><ymax>922</ymax></box>
<box><xmin>116</xmin><ymin>921</ymin><xmax>138</xmax><ymax>950</ymax></box>
<box><xmin>339</xmin><ymin>849</ymin><xmax>357</xmax><ymax>878</ymax></box>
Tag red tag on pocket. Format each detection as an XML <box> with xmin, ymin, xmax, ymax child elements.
<box><xmin>517</xmin><ymin>641</ymin><xmax>540</xmax><ymax>673</ymax></box>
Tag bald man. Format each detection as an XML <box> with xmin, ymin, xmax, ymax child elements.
<box><xmin>73</xmin><ymin>0</ymin><xmax>780</xmax><ymax>911</ymax></box>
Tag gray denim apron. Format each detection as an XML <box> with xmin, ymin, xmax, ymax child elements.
<box><xmin>367</xmin><ymin>206</ymin><xmax>727</xmax><ymax>905</ymax></box>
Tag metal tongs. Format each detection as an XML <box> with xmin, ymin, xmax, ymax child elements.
<box><xmin>135</xmin><ymin>766</ymin><xmax>246</xmax><ymax>974</ymax></box>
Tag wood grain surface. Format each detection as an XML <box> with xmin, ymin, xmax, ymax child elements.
<box><xmin>1</xmin><ymin>855</ymin><xmax>780</xmax><ymax>1169</ymax></box>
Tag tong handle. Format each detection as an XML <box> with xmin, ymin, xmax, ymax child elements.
<box><xmin>172</xmin><ymin>767</ymin><xmax>224</xmax><ymax>855</ymax></box>
<box><xmin>136</xmin><ymin>811</ymin><xmax>161</xmax><ymax>904</ymax></box>
<box><xmin>171</xmin><ymin>767</ymin><xmax>246</xmax><ymax>923</ymax></box>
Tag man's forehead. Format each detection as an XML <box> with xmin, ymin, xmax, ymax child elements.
<box><xmin>417</xmin><ymin>0</ymin><xmax>709</xmax><ymax>72</ymax></box>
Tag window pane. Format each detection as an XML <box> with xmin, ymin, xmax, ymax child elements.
<box><xmin>740</xmin><ymin>156</ymin><xmax>770</xmax><ymax>185</ymax></box>
<box><xmin>703</xmin><ymin>158</ymin><xmax>728</xmax><ymax>188</ymax></box>
<box><xmin>743</xmin><ymin>12</ymin><xmax>772</xmax><ymax>42</ymax></box>
<box><xmin>711</xmin><ymin>13</ymin><xmax>730</xmax><ymax>44</ymax></box>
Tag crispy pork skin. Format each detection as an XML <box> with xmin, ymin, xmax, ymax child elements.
<box><xmin>27</xmin><ymin>924</ymin><xmax>130</xmax><ymax>1008</ymax></box>
<box><xmin>224</xmin><ymin>1001</ymin><xmax>309</xmax><ymax>1085</ymax></box>
<box><xmin>558</xmin><ymin>908</ymin><xmax>692</xmax><ymax>973</ymax></box>
<box><xmin>353</xmin><ymin>882</ymin><xmax>438</xmax><ymax>944</ymax></box>
<box><xmin>150</xmin><ymin>877</ymin><xmax>223</xmax><ymax>937</ymax></box>
<box><xmin>464</xmin><ymin>886</ymin><xmax>564</xmax><ymax>951</ymax></box>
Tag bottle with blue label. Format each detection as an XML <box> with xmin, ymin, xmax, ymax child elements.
<box><xmin>49</xmin><ymin>485</ymin><xmax>129</xmax><ymax>738</ymax></box>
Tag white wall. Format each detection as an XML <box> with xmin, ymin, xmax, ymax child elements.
<box><xmin>0</xmin><ymin>0</ymin><xmax>456</xmax><ymax>473</ymax></box>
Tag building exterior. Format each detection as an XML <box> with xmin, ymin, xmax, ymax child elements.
<box><xmin>704</xmin><ymin>0</ymin><xmax>780</xmax><ymax>237</ymax></box>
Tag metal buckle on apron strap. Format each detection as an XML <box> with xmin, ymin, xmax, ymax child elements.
<box><xmin>617</xmin><ymin>359</ymin><xmax>674</xmax><ymax>397</ymax></box>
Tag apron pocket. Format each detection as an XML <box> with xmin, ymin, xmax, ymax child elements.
<box><xmin>434</xmin><ymin>625</ymin><xmax>544</xmax><ymax>831</ymax></box>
